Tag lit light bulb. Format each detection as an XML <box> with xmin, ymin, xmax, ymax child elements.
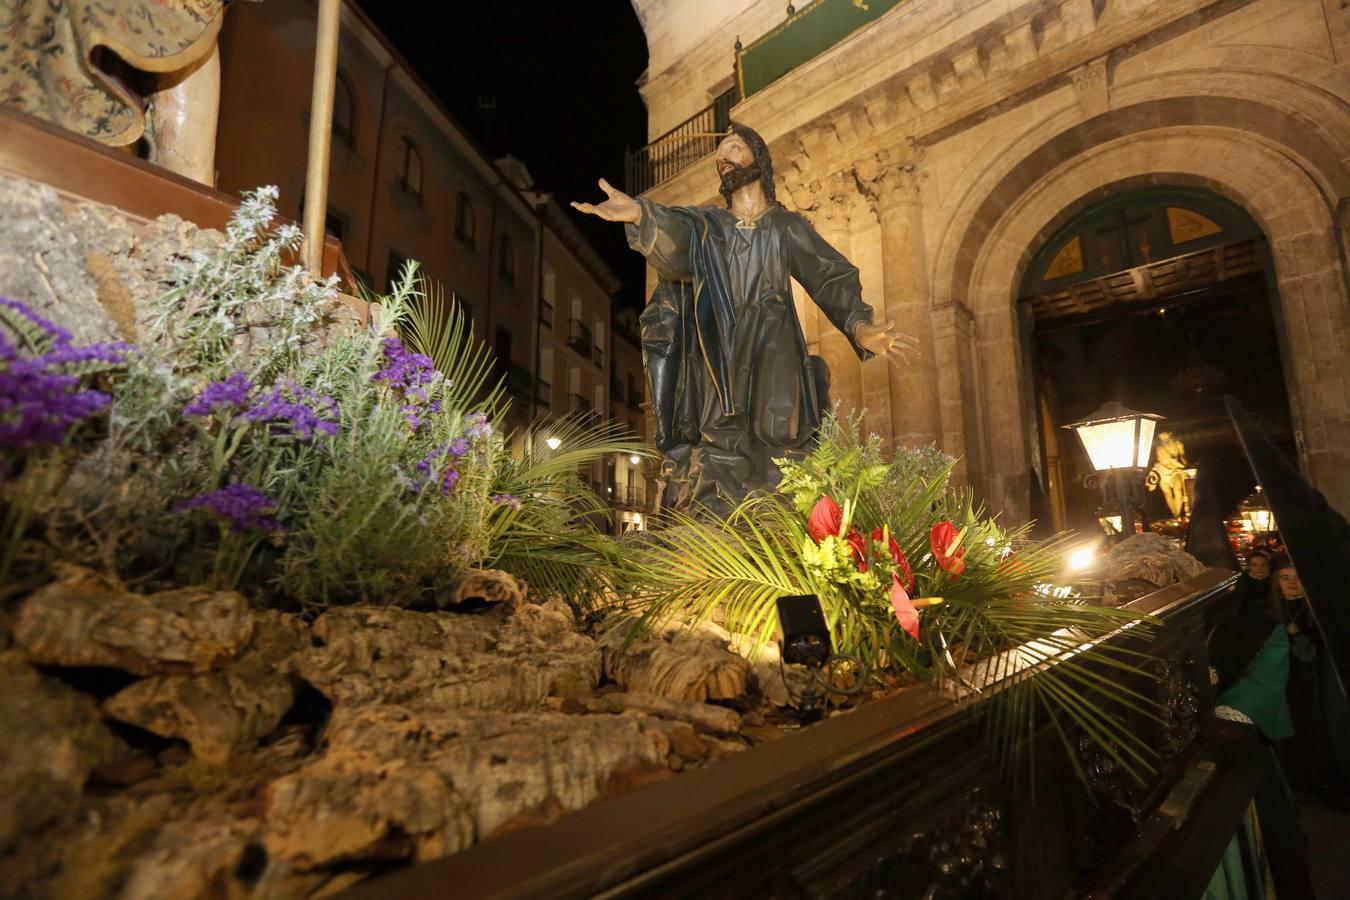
<box><xmin>1068</xmin><ymin>547</ymin><xmax>1096</xmax><ymax>571</ymax></box>
<box><xmin>545</xmin><ymin>436</ymin><xmax>561</xmax><ymax>450</ymax></box>
<box><xmin>629</xmin><ymin>454</ymin><xmax>641</xmax><ymax>465</ymax></box>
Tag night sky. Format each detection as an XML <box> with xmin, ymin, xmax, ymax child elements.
<box><xmin>356</xmin><ymin>1</ymin><xmax>651</xmax><ymax>307</ymax></box>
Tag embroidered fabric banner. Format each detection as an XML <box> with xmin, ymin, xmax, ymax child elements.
<box><xmin>737</xmin><ymin>0</ymin><xmax>909</xmax><ymax>98</ymax></box>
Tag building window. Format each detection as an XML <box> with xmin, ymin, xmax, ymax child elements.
<box><xmin>333</xmin><ymin>71</ymin><xmax>356</xmax><ymax>146</ymax></box>
<box><xmin>386</xmin><ymin>249</ymin><xmax>410</xmax><ymax>292</ymax></box>
<box><xmin>539</xmin><ymin>299</ymin><xmax>554</xmax><ymax>327</ymax></box>
<box><xmin>400</xmin><ymin>137</ymin><xmax>423</xmax><ymax>203</ymax></box>
<box><xmin>494</xmin><ymin>326</ymin><xmax>512</xmax><ymax>364</ymax></box>
<box><xmin>498</xmin><ymin>234</ymin><xmax>516</xmax><ymax>283</ymax></box>
<box><xmin>455</xmin><ymin>192</ymin><xmax>476</xmax><ymax>247</ymax></box>
<box><xmin>543</xmin><ymin>266</ymin><xmax>557</xmax><ymax>304</ymax></box>
<box><xmin>325</xmin><ymin>208</ymin><xmax>349</xmax><ymax>241</ymax></box>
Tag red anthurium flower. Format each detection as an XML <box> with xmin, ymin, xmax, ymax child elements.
<box><xmin>807</xmin><ymin>495</ymin><xmax>843</xmax><ymax>543</ymax></box>
<box><xmin>890</xmin><ymin>574</ymin><xmax>920</xmax><ymax>641</ymax></box>
<box><xmin>871</xmin><ymin>527</ymin><xmax>915</xmax><ymax>594</ymax></box>
<box><xmin>930</xmin><ymin>521</ymin><xmax>967</xmax><ymax>579</ymax></box>
<box><xmin>847</xmin><ymin>529</ymin><xmax>868</xmax><ymax>573</ymax></box>
<box><xmin>807</xmin><ymin>495</ymin><xmax>867</xmax><ymax>570</ymax></box>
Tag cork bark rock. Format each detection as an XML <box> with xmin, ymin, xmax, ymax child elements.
<box><xmin>600</xmin><ymin>621</ymin><xmax>750</xmax><ymax>704</ymax></box>
<box><xmin>0</xmin><ymin>654</ymin><xmax>126</xmax><ymax>853</ymax></box>
<box><xmin>14</xmin><ymin>565</ymin><xmax>255</xmax><ymax>675</ymax></box>
<box><xmin>585</xmin><ymin>691</ymin><xmax>742</xmax><ymax>735</ymax></box>
<box><xmin>295</xmin><ymin>602</ymin><xmax>599</xmax><ymax>711</ymax></box>
<box><xmin>264</xmin><ymin>705</ymin><xmax>667</xmax><ymax>868</ymax></box>
<box><xmin>103</xmin><ymin>612</ymin><xmax>307</xmax><ymax>764</ymax></box>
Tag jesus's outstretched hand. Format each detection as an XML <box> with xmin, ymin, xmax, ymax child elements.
<box><xmin>571</xmin><ymin>178</ymin><xmax>642</xmax><ymax>225</ymax></box>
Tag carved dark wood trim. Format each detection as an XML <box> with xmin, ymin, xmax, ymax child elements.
<box><xmin>1155</xmin><ymin>652</ymin><xmax>1202</xmax><ymax>758</ymax></box>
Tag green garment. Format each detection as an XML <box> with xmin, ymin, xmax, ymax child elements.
<box><xmin>1200</xmin><ymin>806</ymin><xmax>1272</xmax><ymax>900</ymax></box>
<box><xmin>1217</xmin><ymin>624</ymin><xmax>1295</xmax><ymax>742</ymax></box>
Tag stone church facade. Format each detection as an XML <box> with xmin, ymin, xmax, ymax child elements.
<box><xmin>628</xmin><ymin>0</ymin><xmax>1350</xmax><ymax>523</ymax></box>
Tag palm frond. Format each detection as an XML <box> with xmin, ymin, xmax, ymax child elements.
<box><xmin>401</xmin><ymin>276</ymin><xmax>505</xmax><ymax>418</ymax></box>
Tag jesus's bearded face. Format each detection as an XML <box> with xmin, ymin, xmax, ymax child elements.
<box><xmin>715</xmin><ymin>133</ymin><xmax>760</xmax><ymax>197</ymax></box>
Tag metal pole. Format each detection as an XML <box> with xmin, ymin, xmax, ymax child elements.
<box><xmin>1116</xmin><ymin>469</ymin><xmax>1137</xmax><ymax>538</ymax></box>
<box><xmin>302</xmin><ymin>0</ymin><xmax>341</xmax><ymax>276</ymax></box>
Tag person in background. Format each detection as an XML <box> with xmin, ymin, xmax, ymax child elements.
<box><xmin>1214</xmin><ymin>556</ymin><xmax>1350</xmax><ymax>803</ymax></box>
<box><xmin>1268</xmin><ymin>559</ymin><xmax>1350</xmax><ymax>802</ymax></box>
<box><xmin>1208</xmin><ymin>548</ymin><xmax>1275</xmax><ymax>691</ymax></box>
<box><xmin>1236</xmin><ymin>548</ymin><xmax>1272</xmax><ymax>606</ymax></box>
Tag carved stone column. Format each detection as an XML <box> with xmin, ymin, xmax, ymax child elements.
<box><xmin>930</xmin><ymin>302</ymin><xmax>982</xmax><ymax>489</ymax></box>
<box><xmin>861</xmin><ymin>154</ymin><xmax>942</xmax><ymax>451</ymax></box>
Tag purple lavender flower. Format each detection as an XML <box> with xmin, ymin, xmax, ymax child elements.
<box><xmin>0</xmin><ymin>298</ymin><xmax>129</xmax><ymax>457</ymax></box>
<box><xmin>412</xmin><ymin>441</ymin><xmax>466</xmax><ymax>496</ymax></box>
<box><xmin>440</xmin><ymin>467</ymin><xmax>460</xmax><ymax>495</ymax></box>
<box><xmin>373</xmin><ymin>336</ymin><xmax>435</xmax><ymax>398</ymax></box>
<box><xmin>185</xmin><ymin>372</ymin><xmax>254</xmax><ymax>417</ymax></box>
<box><xmin>0</xmin><ymin>359</ymin><xmax>111</xmax><ymax>449</ymax></box>
<box><xmin>241</xmin><ymin>381</ymin><xmax>339</xmax><ymax>440</ymax></box>
<box><xmin>174</xmin><ymin>482</ymin><xmax>284</xmax><ymax>533</ymax></box>
<box><xmin>38</xmin><ymin>342</ymin><xmax>133</xmax><ymax>371</ymax></box>
<box><xmin>463</xmin><ymin>412</ymin><xmax>493</xmax><ymax>441</ymax></box>
<box><xmin>375</xmin><ymin>336</ymin><xmax>445</xmax><ymax>431</ymax></box>
<box><xmin>0</xmin><ymin>297</ymin><xmax>73</xmax><ymax>348</ymax></box>
<box><xmin>400</xmin><ymin>399</ymin><xmax>442</xmax><ymax>433</ymax></box>
<box><xmin>490</xmin><ymin>493</ymin><xmax>523</xmax><ymax>511</ymax></box>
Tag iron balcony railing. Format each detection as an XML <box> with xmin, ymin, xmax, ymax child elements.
<box><xmin>624</xmin><ymin>86</ymin><xmax>738</xmax><ymax>195</ymax></box>
<box><xmin>618</xmin><ymin>484</ymin><xmax>645</xmax><ymax>508</ymax></box>
<box><xmin>566</xmin><ymin>392</ymin><xmax>591</xmax><ymax>415</ymax></box>
<box><xmin>566</xmin><ymin>318</ymin><xmax>592</xmax><ymax>355</ymax></box>
<box><xmin>498</xmin><ymin>362</ymin><xmax>534</xmax><ymax>402</ymax></box>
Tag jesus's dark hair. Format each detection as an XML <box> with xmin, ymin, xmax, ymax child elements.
<box><xmin>720</xmin><ymin>122</ymin><xmax>780</xmax><ymax>208</ymax></box>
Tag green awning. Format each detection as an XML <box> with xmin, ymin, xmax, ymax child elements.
<box><xmin>737</xmin><ymin>0</ymin><xmax>910</xmax><ymax>99</ymax></box>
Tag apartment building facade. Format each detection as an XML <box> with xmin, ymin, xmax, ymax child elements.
<box><xmin>216</xmin><ymin>0</ymin><xmax>652</xmax><ymax>525</ymax></box>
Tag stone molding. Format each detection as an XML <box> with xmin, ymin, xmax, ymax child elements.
<box><xmin>643</xmin><ymin>0</ymin><xmax>1232</xmax><ymax>208</ymax></box>
<box><xmin>856</xmin><ymin>151</ymin><xmax>922</xmax><ymax>215</ymax></box>
<box><xmin>1070</xmin><ymin>55</ymin><xmax>1110</xmax><ymax>118</ymax></box>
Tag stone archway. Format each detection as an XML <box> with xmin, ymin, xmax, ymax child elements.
<box><xmin>943</xmin><ymin>125</ymin><xmax>1350</xmax><ymax>523</ymax></box>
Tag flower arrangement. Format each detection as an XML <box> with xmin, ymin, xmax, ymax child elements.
<box><xmin>2</xmin><ymin>188</ymin><xmax>638</xmax><ymax>611</ymax></box>
<box><xmin>628</xmin><ymin>418</ymin><xmax>1159</xmax><ymax>780</ymax></box>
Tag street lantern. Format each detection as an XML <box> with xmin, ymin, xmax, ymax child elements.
<box><xmin>1065</xmin><ymin>401</ymin><xmax>1163</xmax><ymax>471</ymax></box>
<box><xmin>1065</xmin><ymin>402</ymin><xmax>1165</xmax><ymax>541</ymax></box>
<box><xmin>1239</xmin><ymin>486</ymin><xmax>1276</xmax><ymax>535</ymax></box>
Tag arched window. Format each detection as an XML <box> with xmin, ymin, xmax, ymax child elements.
<box><xmin>455</xmin><ymin>192</ymin><xmax>476</xmax><ymax>247</ymax></box>
<box><xmin>498</xmin><ymin>234</ymin><xmax>516</xmax><ymax>283</ymax></box>
<box><xmin>333</xmin><ymin>71</ymin><xmax>356</xmax><ymax>146</ymax></box>
<box><xmin>400</xmin><ymin>137</ymin><xmax>423</xmax><ymax>203</ymax></box>
<box><xmin>1022</xmin><ymin>187</ymin><xmax>1259</xmax><ymax>301</ymax></box>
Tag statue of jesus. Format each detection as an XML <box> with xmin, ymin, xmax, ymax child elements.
<box><xmin>573</xmin><ymin>122</ymin><xmax>917</xmax><ymax>516</ymax></box>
